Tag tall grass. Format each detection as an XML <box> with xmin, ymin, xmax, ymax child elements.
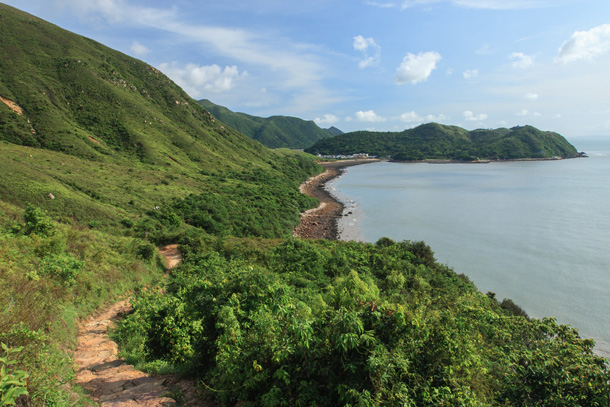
<box><xmin>0</xmin><ymin>201</ymin><xmax>166</xmax><ymax>405</ymax></box>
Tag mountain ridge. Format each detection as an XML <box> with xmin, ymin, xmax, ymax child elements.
<box><xmin>198</xmin><ymin>98</ymin><xmax>334</xmax><ymax>149</ymax></box>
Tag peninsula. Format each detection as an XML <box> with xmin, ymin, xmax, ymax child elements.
<box><xmin>306</xmin><ymin>122</ymin><xmax>582</xmax><ymax>161</ymax></box>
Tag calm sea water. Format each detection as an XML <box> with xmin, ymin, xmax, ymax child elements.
<box><xmin>329</xmin><ymin>136</ymin><xmax>610</xmax><ymax>357</ymax></box>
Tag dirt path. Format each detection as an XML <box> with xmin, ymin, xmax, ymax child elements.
<box><xmin>73</xmin><ymin>244</ymin><xmax>203</xmax><ymax>407</ymax></box>
<box><xmin>160</xmin><ymin>244</ymin><xmax>181</xmax><ymax>269</ymax></box>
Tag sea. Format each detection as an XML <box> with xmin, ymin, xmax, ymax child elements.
<box><xmin>328</xmin><ymin>136</ymin><xmax>610</xmax><ymax>358</ymax></box>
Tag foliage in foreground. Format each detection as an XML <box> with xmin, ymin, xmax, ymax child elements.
<box><xmin>115</xmin><ymin>237</ymin><xmax>610</xmax><ymax>407</ymax></box>
<box><xmin>0</xmin><ymin>202</ymin><xmax>165</xmax><ymax>406</ymax></box>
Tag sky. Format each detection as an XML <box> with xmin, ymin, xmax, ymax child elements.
<box><xmin>4</xmin><ymin>0</ymin><xmax>610</xmax><ymax>138</ymax></box>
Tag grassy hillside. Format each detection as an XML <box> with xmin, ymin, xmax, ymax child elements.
<box><xmin>0</xmin><ymin>4</ymin><xmax>323</xmax><ymax>230</ymax></box>
<box><xmin>0</xmin><ymin>6</ymin><xmax>322</xmax><ymax>404</ymax></box>
<box><xmin>306</xmin><ymin>122</ymin><xmax>580</xmax><ymax>161</ymax></box>
<box><xmin>199</xmin><ymin>99</ymin><xmax>334</xmax><ymax>149</ymax></box>
<box><xmin>0</xmin><ymin>4</ymin><xmax>274</xmax><ymax>172</ymax></box>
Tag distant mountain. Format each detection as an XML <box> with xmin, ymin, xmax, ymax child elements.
<box><xmin>306</xmin><ymin>123</ymin><xmax>579</xmax><ymax>161</ymax></box>
<box><xmin>198</xmin><ymin>99</ymin><xmax>333</xmax><ymax>149</ymax></box>
<box><xmin>324</xmin><ymin>126</ymin><xmax>344</xmax><ymax>136</ymax></box>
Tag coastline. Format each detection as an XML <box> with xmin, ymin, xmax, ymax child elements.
<box><xmin>391</xmin><ymin>155</ymin><xmax>585</xmax><ymax>164</ymax></box>
<box><xmin>293</xmin><ymin>159</ymin><xmax>379</xmax><ymax>240</ymax></box>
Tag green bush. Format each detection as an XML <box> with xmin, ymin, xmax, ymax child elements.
<box><xmin>115</xmin><ymin>238</ymin><xmax>610</xmax><ymax>406</ymax></box>
<box><xmin>0</xmin><ymin>343</ymin><xmax>29</xmax><ymax>406</ymax></box>
<box><xmin>136</xmin><ymin>243</ymin><xmax>156</xmax><ymax>262</ymax></box>
<box><xmin>40</xmin><ymin>253</ymin><xmax>84</xmax><ymax>286</ymax></box>
<box><xmin>23</xmin><ymin>205</ymin><xmax>54</xmax><ymax>237</ymax></box>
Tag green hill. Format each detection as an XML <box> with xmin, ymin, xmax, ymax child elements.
<box><xmin>324</xmin><ymin>125</ymin><xmax>344</xmax><ymax>136</ymax></box>
<box><xmin>198</xmin><ymin>99</ymin><xmax>333</xmax><ymax>149</ymax></box>
<box><xmin>306</xmin><ymin>122</ymin><xmax>580</xmax><ymax>161</ymax></box>
<box><xmin>0</xmin><ymin>5</ymin><xmax>278</xmax><ymax>172</ymax></box>
<box><xmin>0</xmin><ymin>4</ymin><xmax>322</xmax><ymax>229</ymax></box>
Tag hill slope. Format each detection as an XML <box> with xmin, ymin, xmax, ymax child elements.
<box><xmin>198</xmin><ymin>99</ymin><xmax>333</xmax><ymax>149</ymax></box>
<box><xmin>0</xmin><ymin>4</ymin><xmax>322</xmax><ymax>230</ymax></box>
<box><xmin>0</xmin><ymin>4</ymin><xmax>274</xmax><ymax>172</ymax></box>
<box><xmin>306</xmin><ymin>122</ymin><xmax>579</xmax><ymax>161</ymax></box>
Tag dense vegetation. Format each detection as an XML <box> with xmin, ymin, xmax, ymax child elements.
<box><xmin>1</xmin><ymin>4</ymin><xmax>608</xmax><ymax>407</ymax></box>
<box><xmin>306</xmin><ymin>123</ymin><xmax>580</xmax><ymax>161</ymax></box>
<box><xmin>0</xmin><ymin>201</ymin><xmax>167</xmax><ymax>406</ymax></box>
<box><xmin>199</xmin><ymin>99</ymin><xmax>335</xmax><ymax>149</ymax></box>
<box><xmin>0</xmin><ymin>5</ymin><xmax>321</xmax><ymax>405</ymax></box>
<box><xmin>114</xmin><ymin>236</ymin><xmax>610</xmax><ymax>406</ymax></box>
<box><xmin>323</xmin><ymin>126</ymin><xmax>344</xmax><ymax>136</ymax></box>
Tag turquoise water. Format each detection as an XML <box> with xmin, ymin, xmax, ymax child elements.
<box><xmin>330</xmin><ymin>136</ymin><xmax>610</xmax><ymax>357</ymax></box>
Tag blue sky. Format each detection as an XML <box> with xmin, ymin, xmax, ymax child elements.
<box><xmin>5</xmin><ymin>0</ymin><xmax>610</xmax><ymax>138</ymax></box>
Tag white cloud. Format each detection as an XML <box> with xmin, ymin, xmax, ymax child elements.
<box><xmin>158</xmin><ymin>62</ymin><xmax>247</xmax><ymax>97</ymax></box>
<box><xmin>450</xmin><ymin>0</ymin><xmax>552</xmax><ymax>9</ymax></box>
<box><xmin>314</xmin><ymin>114</ymin><xmax>340</xmax><ymax>125</ymax></box>
<box><xmin>355</xmin><ymin>110</ymin><xmax>387</xmax><ymax>122</ymax></box>
<box><xmin>399</xmin><ymin>111</ymin><xmax>423</xmax><ymax>122</ymax></box>
<box><xmin>52</xmin><ymin>0</ymin><xmax>330</xmax><ymax>110</ymax></box>
<box><xmin>517</xmin><ymin>109</ymin><xmax>541</xmax><ymax>116</ymax></box>
<box><xmin>476</xmin><ymin>44</ymin><xmax>492</xmax><ymax>55</ymax></box>
<box><xmin>363</xmin><ymin>0</ymin><xmax>397</xmax><ymax>7</ymax></box>
<box><xmin>397</xmin><ymin>111</ymin><xmax>448</xmax><ymax>123</ymax></box>
<box><xmin>400</xmin><ymin>0</ymin><xmax>557</xmax><ymax>10</ymax></box>
<box><xmin>524</xmin><ymin>92</ymin><xmax>539</xmax><ymax>100</ymax></box>
<box><xmin>557</xmin><ymin>24</ymin><xmax>610</xmax><ymax>63</ymax></box>
<box><xmin>463</xmin><ymin>110</ymin><xmax>488</xmax><ymax>121</ymax></box>
<box><xmin>353</xmin><ymin>35</ymin><xmax>381</xmax><ymax>68</ymax></box>
<box><xmin>509</xmin><ymin>52</ymin><xmax>534</xmax><ymax>68</ymax></box>
<box><xmin>463</xmin><ymin>69</ymin><xmax>479</xmax><ymax>79</ymax></box>
<box><xmin>395</xmin><ymin>51</ymin><xmax>441</xmax><ymax>85</ymax></box>
<box><xmin>54</xmin><ymin>0</ymin><xmax>175</xmax><ymax>24</ymax></box>
<box><xmin>130</xmin><ymin>41</ymin><xmax>149</xmax><ymax>57</ymax></box>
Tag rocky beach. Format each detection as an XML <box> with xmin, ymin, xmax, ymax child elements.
<box><xmin>293</xmin><ymin>159</ymin><xmax>379</xmax><ymax>240</ymax></box>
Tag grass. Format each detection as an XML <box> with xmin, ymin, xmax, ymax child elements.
<box><xmin>0</xmin><ymin>201</ymin><xmax>167</xmax><ymax>405</ymax></box>
<box><xmin>0</xmin><ymin>5</ymin><xmax>325</xmax><ymax>405</ymax></box>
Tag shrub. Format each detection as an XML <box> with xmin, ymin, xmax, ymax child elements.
<box><xmin>23</xmin><ymin>205</ymin><xmax>54</xmax><ymax>237</ymax></box>
<box><xmin>40</xmin><ymin>253</ymin><xmax>84</xmax><ymax>286</ymax></box>
<box><xmin>0</xmin><ymin>343</ymin><xmax>29</xmax><ymax>406</ymax></box>
<box><xmin>137</xmin><ymin>243</ymin><xmax>156</xmax><ymax>261</ymax></box>
<box><xmin>500</xmin><ymin>298</ymin><xmax>529</xmax><ymax>319</ymax></box>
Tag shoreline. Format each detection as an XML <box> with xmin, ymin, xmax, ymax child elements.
<box><xmin>293</xmin><ymin>159</ymin><xmax>379</xmax><ymax>240</ymax></box>
<box><xmin>391</xmin><ymin>155</ymin><xmax>585</xmax><ymax>164</ymax></box>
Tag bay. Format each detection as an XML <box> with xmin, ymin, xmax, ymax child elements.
<box><xmin>329</xmin><ymin>136</ymin><xmax>610</xmax><ymax>357</ymax></box>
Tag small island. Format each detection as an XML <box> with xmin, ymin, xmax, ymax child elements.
<box><xmin>306</xmin><ymin>122</ymin><xmax>584</xmax><ymax>162</ymax></box>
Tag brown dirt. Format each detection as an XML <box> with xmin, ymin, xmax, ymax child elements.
<box><xmin>74</xmin><ymin>300</ymin><xmax>176</xmax><ymax>406</ymax></box>
<box><xmin>159</xmin><ymin>244</ymin><xmax>181</xmax><ymax>269</ymax></box>
<box><xmin>293</xmin><ymin>159</ymin><xmax>379</xmax><ymax>240</ymax></box>
<box><xmin>73</xmin><ymin>245</ymin><xmax>209</xmax><ymax>407</ymax></box>
<box><xmin>0</xmin><ymin>95</ymin><xmax>23</xmax><ymax>115</ymax></box>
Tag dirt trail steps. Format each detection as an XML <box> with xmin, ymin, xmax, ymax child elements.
<box><xmin>73</xmin><ymin>244</ymin><xmax>203</xmax><ymax>406</ymax></box>
<box><xmin>74</xmin><ymin>300</ymin><xmax>175</xmax><ymax>406</ymax></box>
